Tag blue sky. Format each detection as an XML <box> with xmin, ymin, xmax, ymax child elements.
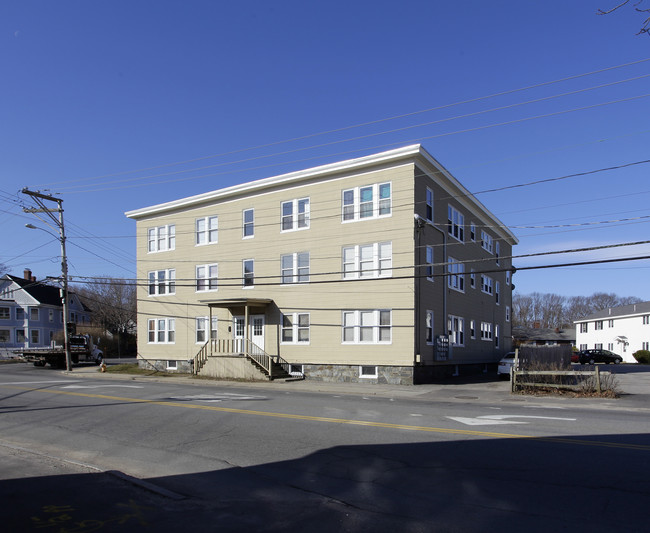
<box><xmin>1</xmin><ymin>1</ymin><xmax>649</xmax><ymax>300</ymax></box>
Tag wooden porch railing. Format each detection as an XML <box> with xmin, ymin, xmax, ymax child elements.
<box><xmin>193</xmin><ymin>338</ymin><xmax>303</xmax><ymax>380</ymax></box>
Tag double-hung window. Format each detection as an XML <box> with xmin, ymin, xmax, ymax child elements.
<box><xmin>196</xmin><ymin>216</ymin><xmax>218</xmax><ymax>245</ymax></box>
<box><xmin>481</xmin><ymin>230</ymin><xmax>493</xmax><ymax>254</ymax></box>
<box><xmin>196</xmin><ymin>264</ymin><xmax>218</xmax><ymax>292</ymax></box>
<box><xmin>447</xmin><ymin>206</ymin><xmax>464</xmax><ymax>242</ymax></box>
<box><xmin>481</xmin><ymin>275</ymin><xmax>494</xmax><ymax>295</ymax></box>
<box><xmin>480</xmin><ymin>322</ymin><xmax>493</xmax><ymax>341</ymax></box>
<box><xmin>342</xmin><ymin>182</ymin><xmax>391</xmax><ymax>222</ymax></box>
<box><xmin>281</xmin><ymin>198</ymin><xmax>310</xmax><ymax>231</ymax></box>
<box><xmin>426</xmin><ymin>188</ymin><xmax>434</xmax><ymax>221</ymax></box>
<box><xmin>643</xmin><ymin>315</ymin><xmax>650</xmax><ymax>325</ymax></box>
<box><xmin>281</xmin><ymin>252</ymin><xmax>310</xmax><ymax>283</ymax></box>
<box><xmin>580</xmin><ymin>323</ymin><xmax>588</xmax><ymax>333</ymax></box>
<box><xmin>148</xmin><ymin>269</ymin><xmax>176</xmax><ymax>296</ymax></box>
<box><xmin>148</xmin><ymin>224</ymin><xmax>175</xmax><ymax>253</ymax></box>
<box><xmin>243</xmin><ymin>209</ymin><xmax>254</xmax><ymax>238</ymax></box>
<box><xmin>342</xmin><ymin>242</ymin><xmax>392</xmax><ymax>279</ymax></box>
<box><xmin>595</xmin><ymin>320</ymin><xmax>603</xmax><ymax>330</ymax></box>
<box><xmin>0</xmin><ymin>307</ymin><xmax>10</xmax><ymax>320</ymax></box>
<box><xmin>342</xmin><ymin>310</ymin><xmax>391</xmax><ymax>344</ymax></box>
<box><xmin>281</xmin><ymin>313</ymin><xmax>310</xmax><ymax>343</ymax></box>
<box><xmin>506</xmin><ymin>306</ymin><xmax>511</xmax><ymax>322</ymax></box>
<box><xmin>495</xmin><ymin>241</ymin><xmax>500</xmax><ymax>265</ymax></box>
<box><xmin>196</xmin><ymin>317</ymin><xmax>218</xmax><ymax>343</ymax></box>
<box><xmin>426</xmin><ymin>246</ymin><xmax>434</xmax><ymax>281</ymax></box>
<box><xmin>448</xmin><ymin>315</ymin><xmax>465</xmax><ymax>346</ymax></box>
<box><xmin>243</xmin><ymin>259</ymin><xmax>254</xmax><ymax>287</ymax></box>
<box><xmin>495</xmin><ymin>281</ymin><xmax>500</xmax><ymax>304</ymax></box>
<box><xmin>425</xmin><ymin>311</ymin><xmax>433</xmax><ymax>344</ymax></box>
<box><xmin>470</xmin><ymin>223</ymin><xmax>476</xmax><ymax>242</ymax></box>
<box><xmin>447</xmin><ymin>257</ymin><xmax>464</xmax><ymax>292</ymax></box>
<box><xmin>148</xmin><ymin>318</ymin><xmax>175</xmax><ymax>344</ymax></box>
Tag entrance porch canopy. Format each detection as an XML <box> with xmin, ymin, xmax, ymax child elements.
<box><xmin>199</xmin><ymin>298</ymin><xmax>273</xmax><ymax>342</ymax></box>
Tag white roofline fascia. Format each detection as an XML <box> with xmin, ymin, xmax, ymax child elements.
<box><xmin>124</xmin><ymin>144</ymin><xmax>518</xmax><ymax>244</ymax></box>
<box><xmin>125</xmin><ymin>145</ymin><xmax>423</xmax><ymax>219</ymax></box>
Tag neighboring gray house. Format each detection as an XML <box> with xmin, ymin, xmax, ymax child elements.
<box><xmin>0</xmin><ymin>269</ymin><xmax>91</xmax><ymax>351</ymax></box>
<box><xmin>575</xmin><ymin>302</ymin><xmax>650</xmax><ymax>363</ymax></box>
<box><xmin>512</xmin><ymin>325</ymin><xmax>575</xmax><ymax>349</ymax></box>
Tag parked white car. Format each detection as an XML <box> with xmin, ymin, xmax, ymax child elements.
<box><xmin>497</xmin><ymin>352</ymin><xmax>517</xmax><ymax>379</ymax></box>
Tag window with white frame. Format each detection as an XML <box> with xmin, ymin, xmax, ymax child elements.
<box><xmin>480</xmin><ymin>322</ymin><xmax>493</xmax><ymax>341</ymax></box>
<box><xmin>643</xmin><ymin>341</ymin><xmax>649</xmax><ymax>350</ymax></box>
<box><xmin>425</xmin><ymin>310</ymin><xmax>433</xmax><ymax>344</ymax></box>
<box><xmin>608</xmin><ymin>319</ymin><xmax>614</xmax><ymax>327</ymax></box>
<box><xmin>342</xmin><ymin>182</ymin><xmax>391</xmax><ymax>222</ymax></box>
<box><xmin>16</xmin><ymin>329</ymin><xmax>25</xmax><ymax>343</ymax></box>
<box><xmin>342</xmin><ymin>242</ymin><xmax>392</xmax><ymax>279</ymax></box>
<box><xmin>30</xmin><ymin>329</ymin><xmax>40</xmax><ymax>344</ymax></box>
<box><xmin>495</xmin><ymin>281</ymin><xmax>500</xmax><ymax>305</ymax></box>
<box><xmin>243</xmin><ymin>209</ymin><xmax>254</xmax><ymax>238</ymax></box>
<box><xmin>148</xmin><ymin>269</ymin><xmax>176</xmax><ymax>296</ymax></box>
<box><xmin>0</xmin><ymin>307</ymin><xmax>10</xmax><ymax>320</ymax></box>
<box><xmin>342</xmin><ymin>310</ymin><xmax>391</xmax><ymax>344</ymax></box>
<box><xmin>281</xmin><ymin>198</ymin><xmax>310</xmax><ymax>231</ymax></box>
<box><xmin>196</xmin><ymin>264</ymin><xmax>218</xmax><ymax>292</ymax></box>
<box><xmin>148</xmin><ymin>224</ymin><xmax>175</xmax><ymax>253</ymax></box>
<box><xmin>506</xmin><ymin>270</ymin><xmax>511</xmax><ymax>285</ymax></box>
<box><xmin>447</xmin><ymin>257</ymin><xmax>464</xmax><ymax>292</ymax></box>
<box><xmin>506</xmin><ymin>306</ymin><xmax>511</xmax><ymax>322</ymax></box>
<box><xmin>470</xmin><ymin>270</ymin><xmax>476</xmax><ymax>289</ymax></box>
<box><xmin>195</xmin><ymin>317</ymin><xmax>218</xmax><ymax>343</ymax></box>
<box><xmin>426</xmin><ymin>246</ymin><xmax>434</xmax><ymax>281</ymax></box>
<box><xmin>470</xmin><ymin>223</ymin><xmax>476</xmax><ymax>242</ymax></box>
<box><xmin>580</xmin><ymin>344</ymin><xmax>587</xmax><ymax>351</ymax></box>
<box><xmin>447</xmin><ymin>206</ymin><xmax>464</xmax><ymax>242</ymax></box>
<box><xmin>359</xmin><ymin>365</ymin><xmax>378</xmax><ymax>379</ymax></box>
<box><xmin>243</xmin><ymin>259</ymin><xmax>254</xmax><ymax>287</ymax></box>
<box><xmin>281</xmin><ymin>313</ymin><xmax>310</xmax><ymax>343</ymax></box>
<box><xmin>0</xmin><ymin>329</ymin><xmax>9</xmax><ymax>342</ymax></box>
<box><xmin>580</xmin><ymin>323</ymin><xmax>588</xmax><ymax>333</ymax></box>
<box><xmin>595</xmin><ymin>343</ymin><xmax>603</xmax><ymax>349</ymax></box>
<box><xmin>16</xmin><ymin>308</ymin><xmax>24</xmax><ymax>320</ymax></box>
<box><xmin>495</xmin><ymin>241</ymin><xmax>500</xmax><ymax>265</ymax></box>
<box><xmin>481</xmin><ymin>230</ymin><xmax>493</xmax><ymax>254</ymax></box>
<box><xmin>426</xmin><ymin>187</ymin><xmax>434</xmax><ymax>221</ymax></box>
<box><xmin>595</xmin><ymin>320</ymin><xmax>603</xmax><ymax>330</ymax></box>
<box><xmin>481</xmin><ymin>275</ymin><xmax>494</xmax><ymax>295</ymax></box>
<box><xmin>196</xmin><ymin>216</ymin><xmax>218</xmax><ymax>245</ymax></box>
<box><xmin>167</xmin><ymin>360</ymin><xmax>177</xmax><ymax>370</ymax></box>
<box><xmin>147</xmin><ymin>318</ymin><xmax>175</xmax><ymax>344</ymax></box>
<box><xmin>281</xmin><ymin>253</ymin><xmax>310</xmax><ymax>284</ymax></box>
<box><xmin>470</xmin><ymin>319</ymin><xmax>476</xmax><ymax>339</ymax></box>
<box><xmin>644</xmin><ymin>315</ymin><xmax>650</xmax><ymax>325</ymax></box>
<box><xmin>49</xmin><ymin>309</ymin><xmax>54</xmax><ymax>322</ymax></box>
<box><xmin>495</xmin><ymin>325</ymin><xmax>500</xmax><ymax>348</ymax></box>
<box><xmin>448</xmin><ymin>315</ymin><xmax>464</xmax><ymax>346</ymax></box>
<box><xmin>30</xmin><ymin>308</ymin><xmax>39</xmax><ymax>321</ymax></box>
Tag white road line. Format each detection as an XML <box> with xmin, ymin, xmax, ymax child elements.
<box><xmin>447</xmin><ymin>414</ymin><xmax>576</xmax><ymax>426</ymax></box>
<box><xmin>62</xmin><ymin>385</ymin><xmax>144</xmax><ymax>389</ymax></box>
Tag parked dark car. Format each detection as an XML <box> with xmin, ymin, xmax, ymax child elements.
<box><xmin>578</xmin><ymin>349</ymin><xmax>622</xmax><ymax>365</ymax></box>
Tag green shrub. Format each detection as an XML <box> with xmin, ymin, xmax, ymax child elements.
<box><xmin>633</xmin><ymin>350</ymin><xmax>650</xmax><ymax>364</ymax></box>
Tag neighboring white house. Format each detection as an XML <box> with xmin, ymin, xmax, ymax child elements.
<box><xmin>574</xmin><ymin>301</ymin><xmax>650</xmax><ymax>363</ymax></box>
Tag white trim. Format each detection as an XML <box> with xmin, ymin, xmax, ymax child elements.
<box><xmin>359</xmin><ymin>365</ymin><xmax>378</xmax><ymax>379</ymax></box>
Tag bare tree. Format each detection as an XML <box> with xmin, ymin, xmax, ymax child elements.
<box><xmin>74</xmin><ymin>277</ymin><xmax>137</xmax><ymax>356</ymax></box>
<box><xmin>598</xmin><ymin>0</ymin><xmax>650</xmax><ymax>35</ymax></box>
<box><xmin>514</xmin><ymin>291</ymin><xmax>643</xmax><ymax>328</ymax></box>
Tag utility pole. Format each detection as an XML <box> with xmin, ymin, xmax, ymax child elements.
<box><xmin>22</xmin><ymin>189</ymin><xmax>72</xmax><ymax>372</ymax></box>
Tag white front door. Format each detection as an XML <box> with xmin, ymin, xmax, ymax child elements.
<box><xmin>233</xmin><ymin>315</ymin><xmax>265</xmax><ymax>350</ymax></box>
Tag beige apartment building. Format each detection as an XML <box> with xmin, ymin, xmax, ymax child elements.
<box><xmin>125</xmin><ymin>145</ymin><xmax>518</xmax><ymax>384</ymax></box>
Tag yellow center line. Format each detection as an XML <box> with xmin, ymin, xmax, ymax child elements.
<box><xmin>3</xmin><ymin>384</ymin><xmax>649</xmax><ymax>451</ymax></box>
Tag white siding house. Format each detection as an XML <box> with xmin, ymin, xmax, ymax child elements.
<box><xmin>574</xmin><ymin>302</ymin><xmax>650</xmax><ymax>363</ymax></box>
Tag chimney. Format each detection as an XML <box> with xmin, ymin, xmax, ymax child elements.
<box><xmin>23</xmin><ymin>269</ymin><xmax>36</xmax><ymax>282</ymax></box>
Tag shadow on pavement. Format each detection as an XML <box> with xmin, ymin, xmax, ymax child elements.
<box><xmin>3</xmin><ymin>432</ymin><xmax>649</xmax><ymax>532</ymax></box>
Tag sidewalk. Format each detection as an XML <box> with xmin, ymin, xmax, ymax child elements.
<box><xmin>63</xmin><ymin>361</ymin><xmax>650</xmax><ymax>411</ymax></box>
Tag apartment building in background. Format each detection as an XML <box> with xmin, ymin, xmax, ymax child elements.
<box><xmin>125</xmin><ymin>145</ymin><xmax>518</xmax><ymax>384</ymax></box>
<box><xmin>575</xmin><ymin>301</ymin><xmax>650</xmax><ymax>363</ymax></box>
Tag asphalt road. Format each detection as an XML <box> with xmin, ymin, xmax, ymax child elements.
<box><xmin>1</xmin><ymin>362</ymin><xmax>649</xmax><ymax>532</ymax></box>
